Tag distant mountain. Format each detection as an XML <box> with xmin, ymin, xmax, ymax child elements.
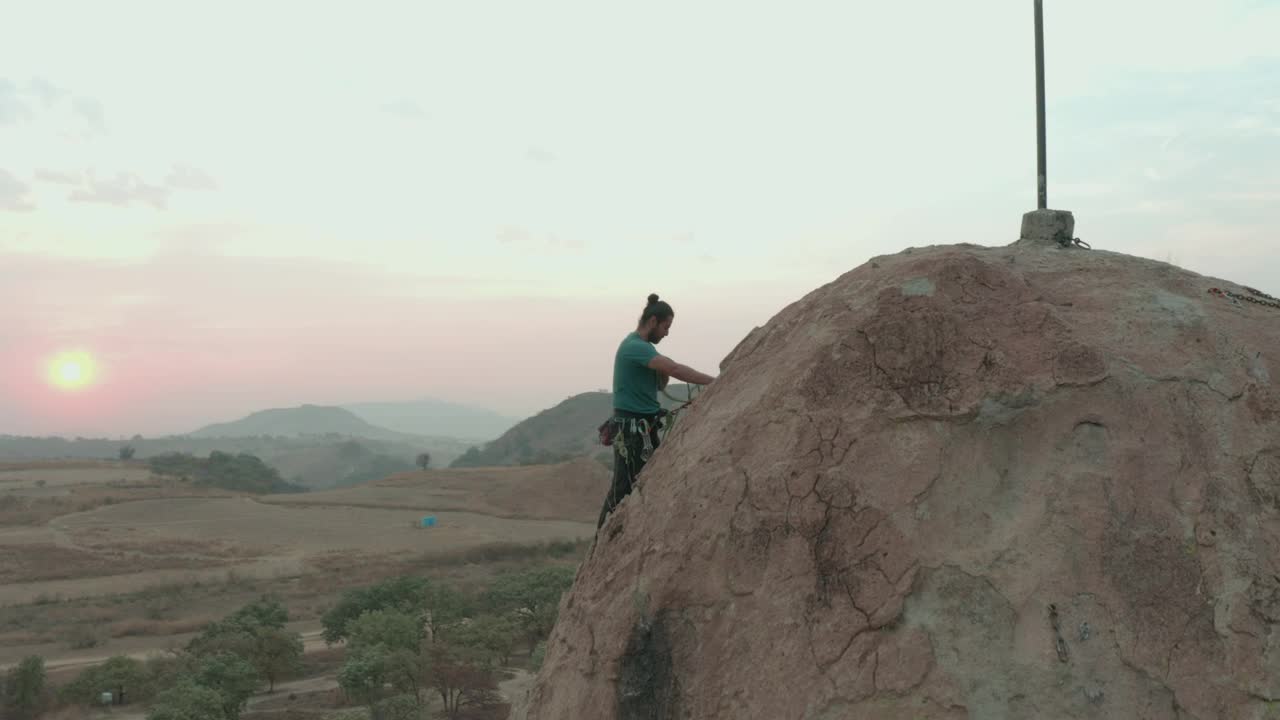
<box><xmin>188</xmin><ymin>404</ymin><xmax>416</xmax><ymax>442</ymax></box>
<box><xmin>342</xmin><ymin>399</ymin><xmax>518</xmax><ymax>441</ymax></box>
<box><xmin>264</xmin><ymin>439</ymin><xmax>419</xmax><ymax>489</ymax></box>
<box><xmin>0</xmin><ymin>433</ymin><xmax>470</xmax><ymax>489</ymax></box>
<box><xmin>450</xmin><ymin>385</ymin><xmax>696</xmax><ymax>468</ymax></box>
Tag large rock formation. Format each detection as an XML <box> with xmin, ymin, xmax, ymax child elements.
<box><xmin>521</xmin><ymin>241</ymin><xmax>1280</xmax><ymax>719</ymax></box>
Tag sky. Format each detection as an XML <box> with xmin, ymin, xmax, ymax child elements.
<box><xmin>2</xmin><ymin>0</ymin><xmax>1279</xmax><ymax>437</ymax></box>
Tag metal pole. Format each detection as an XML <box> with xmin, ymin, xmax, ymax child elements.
<box><xmin>1035</xmin><ymin>0</ymin><xmax>1047</xmax><ymax>209</ymax></box>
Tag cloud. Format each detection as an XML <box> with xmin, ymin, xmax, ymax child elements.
<box><xmin>381</xmin><ymin>99</ymin><xmax>425</xmax><ymax>120</ymax></box>
<box><xmin>72</xmin><ymin>97</ymin><xmax>105</xmax><ymax>132</ymax></box>
<box><xmin>69</xmin><ymin>172</ymin><xmax>169</xmax><ymax>209</ymax></box>
<box><xmin>526</xmin><ymin>147</ymin><xmax>556</xmax><ymax>164</ymax></box>
<box><xmin>0</xmin><ymin>79</ymin><xmax>31</xmax><ymax>124</ymax></box>
<box><xmin>0</xmin><ymin>77</ymin><xmax>104</xmax><ymax>136</ymax></box>
<box><xmin>27</xmin><ymin>77</ymin><xmax>64</xmax><ymax>107</ymax></box>
<box><xmin>0</xmin><ymin>169</ymin><xmax>35</xmax><ymax>211</ymax></box>
<box><xmin>150</xmin><ymin>222</ymin><xmax>245</xmax><ymax>252</ymax></box>
<box><xmin>34</xmin><ymin>164</ymin><xmax>214</xmax><ymax>210</ymax></box>
<box><xmin>496</xmin><ymin>226</ymin><xmax>586</xmax><ymax>253</ymax></box>
<box><xmin>165</xmin><ymin>164</ymin><xmax>217</xmax><ymax>191</ymax></box>
<box><xmin>34</xmin><ymin>168</ymin><xmax>82</xmax><ymax>185</ymax></box>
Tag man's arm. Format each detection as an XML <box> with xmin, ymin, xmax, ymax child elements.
<box><xmin>648</xmin><ymin>355</ymin><xmax>715</xmax><ymax>386</ymax></box>
<box><xmin>657</xmin><ymin>372</ymin><xmax>670</xmax><ymax>390</ymax></box>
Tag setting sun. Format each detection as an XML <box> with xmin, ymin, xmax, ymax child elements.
<box><xmin>47</xmin><ymin>351</ymin><xmax>97</xmax><ymax>391</ymax></box>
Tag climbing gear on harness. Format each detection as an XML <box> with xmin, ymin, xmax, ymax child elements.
<box><xmin>1207</xmin><ymin>286</ymin><xmax>1280</xmax><ymax>311</ymax></box>
<box><xmin>597</xmin><ymin>384</ymin><xmax>705</xmax><ymax>451</ymax></box>
<box><xmin>607</xmin><ymin>414</ymin><xmax>662</xmax><ymax>467</ymax></box>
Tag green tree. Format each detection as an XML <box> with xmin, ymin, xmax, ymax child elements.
<box><xmin>189</xmin><ymin>596</ymin><xmax>301</xmax><ymax>692</ymax></box>
<box><xmin>383</xmin><ymin>648</ymin><xmax>425</xmax><ymax>705</ymax></box>
<box><xmin>468</xmin><ymin>614</ymin><xmax>521</xmax><ymax>666</ymax></box>
<box><xmin>227</xmin><ymin>595</ymin><xmax>289</xmax><ymax>629</ymax></box>
<box><xmin>60</xmin><ymin>655</ymin><xmax>155</xmax><ymax>706</ymax></box>
<box><xmin>423</xmin><ymin>584</ymin><xmax>474</xmax><ymax>642</ymax></box>
<box><xmin>424</xmin><ymin>639</ymin><xmax>502</xmax><ymax>720</ymax></box>
<box><xmin>450</xmin><ymin>446</ymin><xmax>483</xmax><ymax>468</ymax></box>
<box><xmin>119</xmin><ymin>445</ymin><xmax>137</xmax><ymax>460</ymax></box>
<box><xmin>348</xmin><ymin>609</ymin><xmax>423</xmax><ymax>654</ymax></box>
<box><xmin>376</xmin><ymin>693</ymin><xmax>424</xmax><ymax>720</ymax></box>
<box><xmin>483</xmin><ymin>566</ymin><xmax>574</xmax><ymax>651</ymax></box>
<box><xmin>187</xmin><ymin>620</ymin><xmax>254</xmax><ymax>660</ymax></box>
<box><xmin>337</xmin><ymin>645</ymin><xmax>390</xmax><ymax>712</ymax></box>
<box><xmin>254</xmin><ymin>626</ymin><xmax>304</xmax><ymax>693</ymax></box>
<box><xmin>322</xmin><ymin>576</ymin><xmax>429</xmax><ymax>644</ymax></box>
<box><xmin>416</xmin><ymin>453</ymin><xmax>431</xmax><ymax>470</ymax></box>
<box><xmin>192</xmin><ymin>653</ymin><xmax>259</xmax><ymax>719</ymax></box>
<box><xmin>146</xmin><ymin>680</ymin><xmax>226</xmax><ymax>720</ymax></box>
<box><xmin>3</xmin><ymin>655</ymin><xmax>46</xmax><ymax>720</ymax></box>
<box><xmin>148</xmin><ymin>452</ymin><xmax>303</xmax><ymax>494</ymax></box>
<box><xmin>338</xmin><ymin>642</ymin><xmax>429</xmax><ymax>714</ymax></box>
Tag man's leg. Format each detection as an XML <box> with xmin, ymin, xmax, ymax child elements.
<box><xmin>597</xmin><ymin>443</ymin><xmax>629</xmax><ymax>528</ymax></box>
<box><xmin>597</xmin><ymin>427</ymin><xmax>646</xmax><ymax>528</ymax></box>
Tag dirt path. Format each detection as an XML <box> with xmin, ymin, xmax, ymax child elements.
<box><xmin>500</xmin><ymin>668</ymin><xmax>535</xmax><ymax>719</ymax></box>
<box><xmin>3</xmin><ymin>627</ymin><xmax>328</xmax><ymax>673</ymax></box>
<box><xmin>247</xmin><ymin>672</ymin><xmax>339</xmax><ymax>706</ymax></box>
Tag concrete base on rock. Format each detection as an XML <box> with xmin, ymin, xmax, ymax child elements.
<box><xmin>1019</xmin><ymin>209</ymin><xmax>1075</xmax><ymax>245</ymax></box>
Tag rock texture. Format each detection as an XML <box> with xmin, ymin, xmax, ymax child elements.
<box><xmin>520</xmin><ymin>242</ymin><xmax>1280</xmax><ymax>720</ymax></box>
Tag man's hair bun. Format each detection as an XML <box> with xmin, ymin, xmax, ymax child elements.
<box><xmin>647</xmin><ymin>293</ymin><xmax>660</xmax><ymax>305</ymax></box>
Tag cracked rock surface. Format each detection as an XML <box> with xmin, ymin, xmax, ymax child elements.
<box><xmin>515</xmin><ymin>243</ymin><xmax>1280</xmax><ymax>720</ymax></box>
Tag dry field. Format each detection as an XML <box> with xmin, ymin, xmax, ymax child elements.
<box><xmin>262</xmin><ymin>455</ymin><xmax>611</xmax><ymax>521</ymax></box>
<box><xmin>0</xmin><ymin>462</ymin><xmax>154</xmax><ymax>496</ymax></box>
<box><xmin>0</xmin><ymin>457</ymin><xmax>602</xmax><ymax>680</ymax></box>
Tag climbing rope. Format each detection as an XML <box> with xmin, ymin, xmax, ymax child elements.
<box><xmin>1207</xmin><ymin>286</ymin><xmax>1280</xmax><ymax>311</ymax></box>
<box><xmin>658</xmin><ymin>383</ymin><xmax>703</xmax><ymax>442</ymax></box>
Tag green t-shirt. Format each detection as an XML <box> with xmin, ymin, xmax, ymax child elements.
<box><xmin>613</xmin><ymin>332</ymin><xmax>660</xmax><ymax>414</ymax></box>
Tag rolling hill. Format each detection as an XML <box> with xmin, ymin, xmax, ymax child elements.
<box><xmin>449</xmin><ymin>385</ymin><xmax>697</xmax><ymax>468</ymax></box>
<box><xmin>341</xmin><ymin>398</ymin><xmax>518</xmax><ymax>441</ymax></box>
<box><xmin>1</xmin><ymin>405</ymin><xmax>481</xmax><ymax>488</ymax></box>
<box><xmin>188</xmin><ymin>404</ymin><xmax>416</xmax><ymax>441</ymax></box>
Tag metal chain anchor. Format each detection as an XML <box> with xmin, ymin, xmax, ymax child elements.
<box><xmin>1208</xmin><ymin>286</ymin><xmax>1280</xmax><ymax>311</ymax></box>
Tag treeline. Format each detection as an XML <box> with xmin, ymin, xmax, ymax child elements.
<box><xmin>324</xmin><ymin>566</ymin><xmax>574</xmax><ymax>719</ymax></box>
<box><xmin>3</xmin><ymin>564</ymin><xmax>575</xmax><ymax>720</ymax></box>
<box><xmin>148</xmin><ymin>451</ymin><xmax>306</xmax><ymax>494</ymax></box>
<box><xmin>450</xmin><ymin>443</ymin><xmax>580</xmax><ymax>469</ymax></box>
<box><xmin>326</xmin><ymin>440</ymin><xmax>416</xmax><ymax>487</ymax></box>
<box><xmin>1</xmin><ymin>596</ymin><xmax>304</xmax><ymax>720</ymax></box>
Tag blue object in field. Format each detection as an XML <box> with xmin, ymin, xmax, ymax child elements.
<box><xmin>420</xmin><ymin>516</ymin><xmax>437</xmax><ymax>528</ymax></box>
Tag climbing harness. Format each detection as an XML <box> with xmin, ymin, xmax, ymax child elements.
<box><xmin>596</xmin><ymin>384</ymin><xmax>703</xmax><ymax>453</ymax></box>
<box><xmin>1207</xmin><ymin>286</ymin><xmax>1280</xmax><ymax>311</ymax></box>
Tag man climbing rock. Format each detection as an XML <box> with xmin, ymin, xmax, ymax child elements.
<box><xmin>597</xmin><ymin>293</ymin><xmax>716</xmax><ymax>529</ymax></box>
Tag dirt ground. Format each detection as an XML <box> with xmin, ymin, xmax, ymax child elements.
<box><xmin>0</xmin><ymin>482</ymin><xmax>594</xmax><ymax>606</ymax></box>
<box><xmin>0</xmin><ymin>466</ymin><xmax>154</xmax><ymax>496</ymax></box>
<box><xmin>266</xmin><ymin>456</ymin><xmax>610</xmax><ymax>522</ymax></box>
<box><xmin>0</xmin><ymin>457</ymin><xmax>596</xmax><ymax>718</ymax></box>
